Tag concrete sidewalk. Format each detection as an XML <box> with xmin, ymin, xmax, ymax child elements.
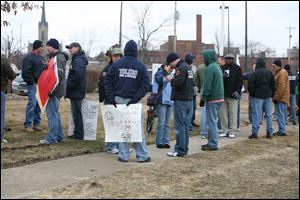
<box><xmin>1</xmin><ymin>120</ymin><xmax>253</xmax><ymax>199</ymax></box>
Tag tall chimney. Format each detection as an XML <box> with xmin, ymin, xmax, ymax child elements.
<box><xmin>196</xmin><ymin>14</ymin><xmax>202</xmax><ymax>43</ymax></box>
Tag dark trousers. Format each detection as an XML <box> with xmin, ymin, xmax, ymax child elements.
<box><xmin>71</xmin><ymin>99</ymin><xmax>84</xmax><ymax>139</ymax></box>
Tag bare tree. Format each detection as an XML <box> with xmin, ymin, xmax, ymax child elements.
<box><xmin>1</xmin><ymin>32</ymin><xmax>26</xmax><ymax>63</ymax></box>
<box><xmin>1</xmin><ymin>1</ymin><xmax>39</xmax><ymax>26</ymax></box>
<box><xmin>241</xmin><ymin>40</ymin><xmax>276</xmax><ymax>58</ymax></box>
<box><xmin>212</xmin><ymin>28</ymin><xmax>235</xmax><ymax>55</ymax></box>
<box><xmin>131</xmin><ymin>2</ymin><xmax>172</xmax><ymax>63</ymax></box>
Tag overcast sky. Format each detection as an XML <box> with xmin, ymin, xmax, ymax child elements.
<box><xmin>1</xmin><ymin>1</ymin><xmax>299</xmax><ymax>57</ymax></box>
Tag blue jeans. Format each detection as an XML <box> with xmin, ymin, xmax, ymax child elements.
<box><xmin>237</xmin><ymin>95</ymin><xmax>241</xmax><ymax>128</ymax></box>
<box><xmin>24</xmin><ymin>84</ymin><xmax>41</xmax><ymax>128</ymax></box>
<box><xmin>248</xmin><ymin>95</ymin><xmax>253</xmax><ymax>124</ymax></box>
<box><xmin>156</xmin><ymin>104</ymin><xmax>172</xmax><ymax>145</ymax></box>
<box><xmin>115</xmin><ymin>96</ymin><xmax>149</xmax><ymax>161</ymax></box>
<box><xmin>1</xmin><ymin>91</ymin><xmax>5</xmax><ymax>141</ymax></box>
<box><xmin>173</xmin><ymin>100</ymin><xmax>193</xmax><ymax>156</ymax></box>
<box><xmin>275</xmin><ymin>102</ymin><xmax>287</xmax><ymax>133</ymax></box>
<box><xmin>251</xmin><ymin>97</ymin><xmax>273</xmax><ymax>135</ymax></box>
<box><xmin>200</xmin><ymin>106</ymin><xmax>207</xmax><ymax>136</ymax></box>
<box><xmin>286</xmin><ymin>94</ymin><xmax>296</xmax><ymax>123</ymax></box>
<box><xmin>45</xmin><ymin>96</ymin><xmax>64</xmax><ymax>143</ymax></box>
<box><xmin>206</xmin><ymin>102</ymin><xmax>222</xmax><ymax>149</ymax></box>
<box><xmin>70</xmin><ymin>99</ymin><xmax>84</xmax><ymax>139</ymax></box>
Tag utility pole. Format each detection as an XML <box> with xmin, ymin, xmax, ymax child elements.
<box><xmin>119</xmin><ymin>1</ymin><xmax>123</xmax><ymax>48</ymax></box>
<box><xmin>220</xmin><ymin>2</ymin><xmax>225</xmax><ymax>56</ymax></box>
<box><xmin>20</xmin><ymin>23</ymin><xmax>22</xmax><ymax>50</ymax></box>
<box><xmin>286</xmin><ymin>26</ymin><xmax>295</xmax><ymax>64</ymax></box>
<box><xmin>174</xmin><ymin>1</ymin><xmax>177</xmax><ymax>53</ymax></box>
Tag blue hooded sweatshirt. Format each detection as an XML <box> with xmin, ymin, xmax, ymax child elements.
<box><xmin>104</xmin><ymin>40</ymin><xmax>149</xmax><ymax>103</ymax></box>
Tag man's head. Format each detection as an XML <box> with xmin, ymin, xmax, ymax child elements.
<box><xmin>66</xmin><ymin>42</ymin><xmax>82</xmax><ymax>55</ymax></box>
<box><xmin>217</xmin><ymin>56</ymin><xmax>225</xmax><ymax>67</ymax></box>
<box><xmin>110</xmin><ymin>45</ymin><xmax>123</xmax><ymax>62</ymax></box>
<box><xmin>185</xmin><ymin>53</ymin><xmax>195</xmax><ymax>65</ymax></box>
<box><xmin>284</xmin><ymin>64</ymin><xmax>291</xmax><ymax>71</ymax></box>
<box><xmin>225</xmin><ymin>54</ymin><xmax>235</xmax><ymax>65</ymax></box>
<box><xmin>272</xmin><ymin>59</ymin><xmax>282</xmax><ymax>72</ymax></box>
<box><xmin>166</xmin><ymin>52</ymin><xmax>180</xmax><ymax>68</ymax></box>
<box><xmin>32</xmin><ymin>40</ymin><xmax>44</xmax><ymax>54</ymax></box>
<box><xmin>46</xmin><ymin>38</ymin><xmax>59</xmax><ymax>54</ymax></box>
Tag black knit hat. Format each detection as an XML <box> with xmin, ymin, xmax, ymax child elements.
<box><xmin>46</xmin><ymin>38</ymin><xmax>59</xmax><ymax>50</ymax></box>
<box><xmin>166</xmin><ymin>52</ymin><xmax>180</xmax><ymax>65</ymax></box>
<box><xmin>32</xmin><ymin>40</ymin><xmax>44</xmax><ymax>50</ymax></box>
<box><xmin>284</xmin><ymin>64</ymin><xmax>290</xmax><ymax>70</ymax></box>
<box><xmin>273</xmin><ymin>59</ymin><xmax>282</xmax><ymax>67</ymax></box>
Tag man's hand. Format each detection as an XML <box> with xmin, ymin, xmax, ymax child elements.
<box><xmin>110</xmin><ymin>100</ymin><xmax>117</xmax><ymax>108</ymax></box>
<box><xmin>126</xmin><ymin>99</ymin><xmax>135</xmax><ymax>106</ymax></box>
<box><xmin>232</xmin><ymin>91</ymin><xmax>240</xmax><ymax>100</ymax></box>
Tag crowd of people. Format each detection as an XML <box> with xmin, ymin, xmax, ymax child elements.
<box><xmin>1</xmin><ymin>39</ymin><xmax>299</xmax><ymax>163</ymax></box>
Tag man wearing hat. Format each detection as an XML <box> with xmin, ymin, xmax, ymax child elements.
<box><xmin>272</xmin><ymin>59</ymin><xmax>290</xmax><ymax>136</ymax></box>
<box><xmin>219</xmin><ymin>53</ymin><xmax>243</xmax><ymax>139</ymax></box>
<box><xmin>98</xmin><ymin>44</ymin><xmax>123</xmax><ymax>154</ymax></box>
<box><xmin>40</xmin><ymin>38</ymin><xmax>69</xmax><ymax>145</ymax></box>
<box><xmin>65</xmin><ymin>42</ymin><xmax>88</xmax><ymax>140</ymax></box>
<box><xmin>22</xmin><ymin>40</ymin><xmax>45</xmax><ymax>132</ymax></box>
<box><xmin>284</xmin><ymin>64</ymin><xmax>297</xmax><ymax>125</ymax></box>
<box><xmin>166</xmin><ymin>52</ymin><xmax>194</xmax><ymax>157</ymax></box>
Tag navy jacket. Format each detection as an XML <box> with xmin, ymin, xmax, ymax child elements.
<box><xmin>22</xmin><ymin>52</ymin><xmax>45</xmax><ymax>85</ymax></box>
<box><xmin>66</xmin><ymin>50</ymin><xmax>88</xmax><ymax>100</ymax></box>
<box><xmin>104</xmin><ymin>40</ymin><xmax>149</xmax><ymax>103</ymax></box>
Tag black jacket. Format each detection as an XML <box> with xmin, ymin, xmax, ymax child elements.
<box><xmin>66</xmin><ymin>50</ymin><xmax>88</xmax><ymax>100</ymax></box>
<box><xmin>171</xmin><ymin>59</ymin><xmax>194</xmax><ymax>101</ymax></box>
<box><xmin>98</xmin><ymin>63</ymin><xmax>112</xmax><ymax>103</ymax></box>
<box><xmin>22</xmin><ymin>52</ymin><xmax>45</xmax><ymax>85</ymax></box>
<box><xmin>248</xmin><ymin>64</ymin><xmax>275</xmax><ymax>99</ymax></box>
<box><xmin>222</xmin><ymin>63</ymin><xmax>243</xmax><ymax>98</ymax></box>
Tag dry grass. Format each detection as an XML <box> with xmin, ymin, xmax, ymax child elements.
<box><xmin>24</xmin><ymin>128</ymin><xmax>299</xmax><ymax>199</ymax></box>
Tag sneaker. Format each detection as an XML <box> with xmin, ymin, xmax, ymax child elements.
<box><xmin>118</xmin><ymin>157</ymin><xmax>128</xmax><ymax>162</ymax></box>
<box><xmin>266</xmin><ymin>132</ymin><xmax>272</xmax><ymax>139</ymax></box>
<box><xmin>219</xmin><ymin>133</ymin><xmax>227</xmax><ymax>138</ymax></box>
<box><xmin>107</xmin><ymin>148</ymin><xmax>119</xmax><ymax>154</ymax></box>
<box><xmin>138</xmin><ymin>157</ymin><xmax>151</xmax><ymax>163</ymax></box>
<box><xmin>156</xmin><ymin>144</ymin><xmax>164</xmax><ymax>149</ymax></box>
<box><xmin>67</xmin><ymin>135</ymin><xmax>82</xmax><ymax>140</ymax></box>
<box><xmin>292</xmin><ymin>122</ymin><xmax>297</xmax><ymax>125</ymax></box>
<box><xmin>5</xmin><ymin>127</ymin><xmax>12</xmax><ymax>132</ymax></box>
<box><xmin>40</xmin><ymin>139</ymin><xmax>50</xmax><ymax>145</ymax></box>
<box><xmin>33</xmin><ymin>126</ymin><xmax>42</xmax><ymax>131</ymax></box>
<box><xmin>227</xmin><ymin>132</ymin><xmax>235</xmax><ymax>138</ymax></box>
<box><xmin>201</xmin><ymin>135</ymin><xmax>207</xmax><ymax>139</ymax></box>
<box><xmin>163</xmin><ymin>144</ymin><xmax>171</xmax><ymax>149</ymax></box>
<box><xmin>273</xmin><ymin>131</ymin><xmax>286</xmax><ymax>136</ymax></box>
<box><xmin>129</xmin><ymin>148</ymin><xmax>133</xmax><ymax>153</ymax></box>
<box><xmin>1</xmin><ymin>139</ymin><xmax>8</xmax><ymax>143</ymax></box>
<box><xmin>248</xmin><ymin>134</ymin><xmax>258</xmax><ymax>139</ymax></box>
<box><xmin>201</xmin><ymin>144</ymin><xmax>218</xmax><ymax>151</ymax></box>
<box><xmin>167</xmin><ymin>151</ymin><xmax>182</xmax><ymax>157</ymax></box>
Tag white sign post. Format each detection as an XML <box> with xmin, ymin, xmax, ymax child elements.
<box><xmin>102</xmin><ymin>103</ymin><xmax>142</xmax><ymax>142</ymax></box>
<box><xmin>68</xmin><ymin>99</ymin><xmax>99</xmax><ymax>140</ymax></box>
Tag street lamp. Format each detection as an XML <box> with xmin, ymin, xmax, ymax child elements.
<box><xmin>220</xmin><ymin>5</ymin><xmax>230</xmax><ymax>54</ymax></box>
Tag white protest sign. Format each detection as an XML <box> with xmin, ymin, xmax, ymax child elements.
<box><xmin>101</xmin><ymin>103</ymin><xmax>142</xmax><ymax>142</ymax></box>
<box><xmin>68</xmin><ymin>99</ymin><xmax>99</xmax><ymax>140</ymax></box>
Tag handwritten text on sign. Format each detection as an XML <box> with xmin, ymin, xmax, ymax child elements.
<box><xmin>102</xmin><ymin>104</ymin><xmax>142</xmax><ymax>142</ymax></box>
<box><xmin>68</xmin><ymin>99</ymin><xmax>99</xmax><ymax>140</ymax></box>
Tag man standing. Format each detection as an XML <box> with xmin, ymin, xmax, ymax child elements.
<box><xmin>272</xmin><ymin>59</ymin><xmax>290</xmax><ymax>136</ymax></box>
<box><xmin>219</xmin><ymin>54</ymin><xmax>243</xmax><ymax>138</ymax></box>
<box><xmin>40</xmin><ymin>38</ymin><xmax>69</xmax><ymax>145</ymax></box>
<box><xmin>104</xmin><ymin>40</ymin><xmax>150</xmax><ymax>163</ymax></box>
<box><xmin>166</xmin><ymin>52</ymin><xmax>194</xmax><ymax>157</ymax></box>
<box><xmin>248</xmin><ymin>58</ymin><xmax>275</xmax><ymax>139</ymax></box>
<box><xmin>201</xmin><ymin>49</ymin><xmax>224</xmax><ymax>151</ymax></box>
<box><xmin>1</xmin><ymin>57</ymin><xmax>16</xmax><ymax>143</ymax></box>
<box><xmin>22</xmin><ymin>40</ymin><xmax>45</xmax><ymax>132</ymax></box>
<box><xmin>65</xmin><ymin>42</ymin><xmax>88</xmax><ymax>140</ymax></box>
<box><xmin>284</xmin><ymin>64</ymin><xmax>297</xmax><ymax>125</ymax></box>
<box><xmin>185</xmin><ymin>53</ymin><xmax>199</xmax><ymax>130</ymax></box>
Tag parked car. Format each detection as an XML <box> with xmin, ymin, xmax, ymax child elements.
<box><xmin>12</xmin><ymin>73</ymin><xmax>28</xmax><ymax>96</ymax></box>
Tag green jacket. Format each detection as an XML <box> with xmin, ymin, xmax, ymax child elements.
<box><xmin>202</xmin><ymin>49</ymin><xmax>224</xmax><ymax>102</ymax></box>
<box><xmin>194</xmin><ymin>63</ymin><xmax>206</xmax><ymax>96</ymax></box>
